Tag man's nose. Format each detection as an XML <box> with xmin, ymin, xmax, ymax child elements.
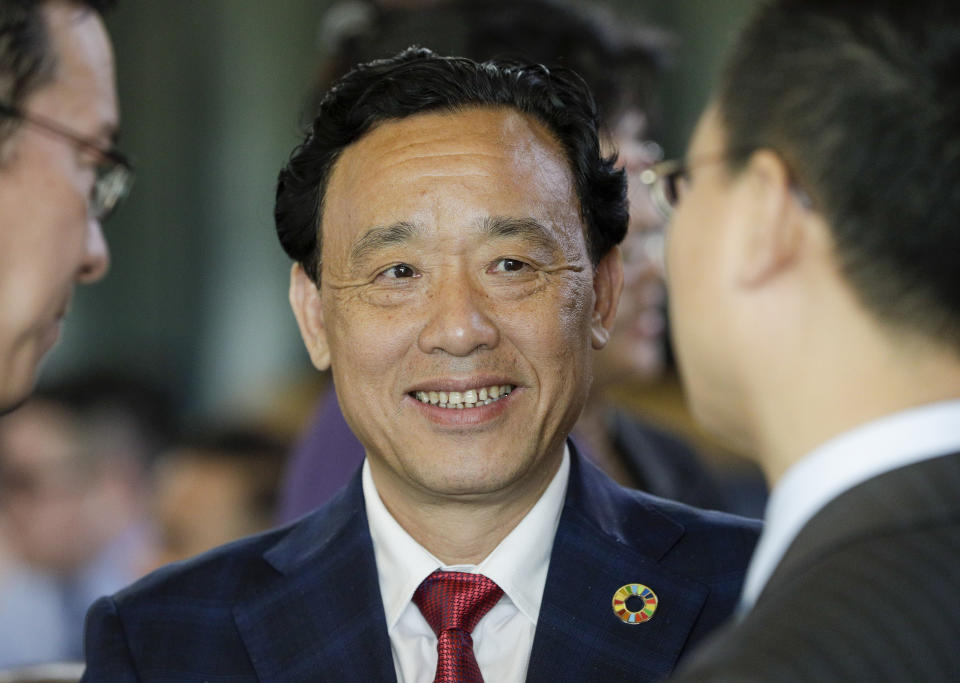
<box><xmin>417</xmin><ymin>277</ymin><xmax>499</xmax><ymax>356</ymax></box>
<box><xmin>76</xmin><ymin>216</ymin><xmax>110</xmax><ymax>284</ymax></box>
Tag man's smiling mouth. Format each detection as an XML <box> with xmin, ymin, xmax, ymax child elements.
<box><xmin>410</xmin><ymin>384</ymin><xmax>515</xmax><ymax>409</ymax></box>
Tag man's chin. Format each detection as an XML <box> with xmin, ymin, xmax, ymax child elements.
<box><xmin>417</xmin><ymin>448</ymin><xmax>563</xmax><ymax>502</ymax></box>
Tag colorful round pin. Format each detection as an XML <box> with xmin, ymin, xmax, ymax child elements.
<box><xmin>612</xmin><ymin>583</ymin><xmax>658</xmax><ymax>624</ymax></box>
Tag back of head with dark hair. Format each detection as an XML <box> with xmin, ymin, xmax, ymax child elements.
<box><xmin>717</xmin><ymin>0</ymin><xmax>960</xmax><ymax>348</ymax></box>
<box><xmin>0</xmin><ymin>0</ymin><xmax>117</xmax><ymax>145</ymax></box>
<box><xmin>275</xmin><ymin>47</ymin><xmax>627</xmax><ymax>284</ymax></box>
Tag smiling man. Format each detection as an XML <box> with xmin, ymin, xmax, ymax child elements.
<box><xmin>82</xmin><ymin>48</ymin><xmax>758</xmax><ymax>682</ymax></box>
<box><xmin>0</xmin><ymin>0</ymin><xmax>130</xmax><ymax>413</ymax></box>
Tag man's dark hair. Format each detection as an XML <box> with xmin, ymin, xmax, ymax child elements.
<box><xmin>717</xmin><ymin>0</ymin><xmax>960</xmax><ymax>346</ymax></box>
<box><xmin>276</xmin><ymin>47</ymin><xmax>627</xmax><ymax>283</ymax></box>
<box><xmin>0</xmin><ymin>0</ymin><xmax>116</xmax><ymax>145</ymax></box>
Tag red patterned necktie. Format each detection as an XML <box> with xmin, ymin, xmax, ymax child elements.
<box><xmin>412</xmin><ymin>570</ymin><xmax>504</xmax><ymax>683</ymax></box>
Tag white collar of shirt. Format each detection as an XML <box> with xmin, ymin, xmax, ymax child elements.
<box><xmin>362</xmin><ymin>444</ymin><xmax>570</xmax><ymax>630</ymax></box>
<box><xmin>740</xmin><ymin>399</ymin><xmax>960</xmax><ymax>612</ymax></box>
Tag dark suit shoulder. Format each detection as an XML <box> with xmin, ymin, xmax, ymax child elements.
<box><xmin>652</xmin><ymin>496</ymin><xmax>762</xmax><ymax>576</ymax></box>
<box><xmin>674</xmin><ymin>456</ymin><xmax>960</xmax><ymax>682</ymax></box>
<box><xmin>114</xmin><ymin>471</ymin><xmax>365</xmax><ymax>609</ymax></box>
<box><xmin>675</xmin><ymin>517</ymin><xmax>960</xmax><ymax>682</ymax></box>
<box><xmin>83</xmin><ymin>475</ymin><xmax>381</xmax><ymax>682</ymax></box>
<box><xmin>82</xmin><ymin>525</ymin><xmax>298</xmax><ymax>682</ymax></box>
<box><xmin>114</xmin><ymin>523</ymin><xmax>290</xmax><ymax>606</ymax></box>
<box><xmin>84</xmin><ymin>507</ymin><xmax>359</xmax><ymax>682</ymax></box>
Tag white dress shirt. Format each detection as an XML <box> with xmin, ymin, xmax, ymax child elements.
<box><xmin>740</xmin><ymin>399</ymin><xmax>960</xmax><ymax>612</ymax></box>
<box><xmin>362</xmin><ymin>446</ymin><xmax>570</xmax><ymax>683</ymax></box>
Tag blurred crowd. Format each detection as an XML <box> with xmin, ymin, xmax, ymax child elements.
<box><xmin>0</xmin><ymin>373</ymin><xmax>287</xmax><ymax>667</ymax></box>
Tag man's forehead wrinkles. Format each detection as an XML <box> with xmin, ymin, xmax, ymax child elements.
<box><xmin>366</xmin><ymin>149</ymin><xmax>510</xmax><ymax>176</ymax></box>
<box><xmin>347</xmin><ymin>116</ymin><xmax>537</xmax><ymax>171</ymax></box>
<box><xmin>333</xmin><ymin>145</ymin><xmax>509</xmax><ymax>195</ymax></box>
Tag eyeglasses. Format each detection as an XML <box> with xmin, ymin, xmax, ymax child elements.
<box><xmin>0</xmin><ymin>101</ymin><xmax>134</xmax><ymax>221</ymax></box>
<box><xmin>639</xmin><ymin>152</ymin><xmax>812</xmax><ymax>220</ymax></box>
<box><xmin>638</xmin><ymin>159</ymin><xmax>694</xmax><ymax>220</ymax></box>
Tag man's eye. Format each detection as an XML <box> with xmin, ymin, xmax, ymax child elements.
<box><xmin>381</xmin><ymin>264</ymin><xmax>418</xmax><ymax>279</ymax></box>
<box><xmin>492</xmin><ymin>258</ymin><xmax>529</xmax><ymax>273</ymax></box>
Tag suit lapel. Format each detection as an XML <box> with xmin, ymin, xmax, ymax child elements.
<box><xmin>527</xmin><ymin>448</ymin><xmax>710</xmax><ymax>682</ymax></box>
<box><xmin>233</xmin><ymin>474</ymin><xmax>397</xmax><ymax>683</ymax></box>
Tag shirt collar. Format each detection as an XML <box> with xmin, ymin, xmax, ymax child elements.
<box><xmin>363</xmin><ymin>444</ymin><xmax>571</xmax><ymax>630</ymax></box>
<box><xmin>740</xmin><ymin>399</ymin><xmax>960</xmax><ymax>612</ymax></box>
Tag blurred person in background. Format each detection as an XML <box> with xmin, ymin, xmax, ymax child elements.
<box><xmin>278</xmin><ymin>0</ymin><xmax>766</xmax><ymax>524</ymax></box>
<box><xmin>657</xmin><ymin>0</ymin><xmax>960</xmax><ymax>679</ymax></box>
<box><xmin>0</xmin><ymin>374</ymin><xmax>166</xmax><ymax>666</ymax></box>
<box><xmin>150</xmin><ymin>428</ymin><xmax>286</xmax><ymax>568</ymax></box>
<box><xmin>0</xmin><ymin>0</ymin><xmax>130</xmax><ymax>414</ymax></box>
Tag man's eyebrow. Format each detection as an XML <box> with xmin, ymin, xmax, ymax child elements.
<box><xmin>479</xmin><ymin>216</ymin><xmax>564</xmax><ymax>255</ymax></box>
<box><xmin>349</xmin><ymin>221</ymin><xmax>423</xmax><ymax>264</ymax></box>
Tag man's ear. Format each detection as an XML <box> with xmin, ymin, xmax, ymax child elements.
<box><xmin>734</xmin><ymin>149</ymin><xmax>807</xmax><ymax>287</ymax></box>
<box><xmin>289</xmin><ymin>263</ymin><xmax>331</xmax><ymax>370</ymax></box>
<box><xmin>590</xmin><ymin>245</ymin><xmax>624</xmax><ymax>350</ymax></box>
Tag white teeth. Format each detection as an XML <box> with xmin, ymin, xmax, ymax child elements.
<box><xmin>412</xmin><ymin>384</ymin><xmax>515</xmax><ymax>409</ymax></box>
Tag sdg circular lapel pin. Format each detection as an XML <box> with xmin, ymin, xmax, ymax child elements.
<box><xmin>612</xmin><ymin>583</ymin><xmax>658</xmax><ymax>624</ymax></box>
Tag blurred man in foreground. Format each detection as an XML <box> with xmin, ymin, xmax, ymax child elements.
<box><xmin>83</xmin><ymin>48</ymin><xmax>759</xmax><ymax>682</ymax></box>
<box><xmin>650</xmin><ymin>0</ymin><xmax>960</xmax><ymax>678</ymax></box>
<box><xmin>0</xmin><ymin>0</ymin><xmax>130</xmax><ymax>414</ymax></box>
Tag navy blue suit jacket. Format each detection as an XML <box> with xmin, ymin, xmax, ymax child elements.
<box><xmin>82</xmin><ymin>447</ymin><xmax>759</xmax><ymax>682</ymax></box>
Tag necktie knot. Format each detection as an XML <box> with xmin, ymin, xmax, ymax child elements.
<box><xmin>413</xmin><ymin>570</ymin><xmax>503</xmax><ymax>683</ymax></box>
<box><xmin>413</xmin><ymin>570</ymin><xmax>503</xmax><ymax>635</ymax></box>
